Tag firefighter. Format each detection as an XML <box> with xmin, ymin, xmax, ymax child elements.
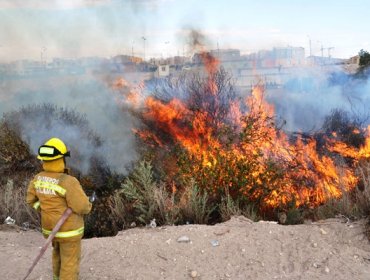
<box><xmin>26</xmin><ymin>137</ymin><xmax>92</xmax><ymax>280</ymax></box>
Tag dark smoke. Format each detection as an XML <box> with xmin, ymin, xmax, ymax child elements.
<box><xmin>188</xmin><ymin>29</ymin><xmax>207</xmax><ymax>50</ymax></box>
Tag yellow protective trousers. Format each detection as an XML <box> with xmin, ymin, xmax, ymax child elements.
<box><xmin>52</xmin><ymin>240</ymin><xmax>81</xmax><ymax>280</ymax></box>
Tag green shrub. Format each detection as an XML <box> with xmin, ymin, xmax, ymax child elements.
<box><xmin>180</xmin><ymin>179</ymin><xmax>215</xmax><ymax>224</ymax></box>
<box><xmin>115</xmin><ymin>160</ymin><xmax>180</xmax><ymax>226</ymax></box>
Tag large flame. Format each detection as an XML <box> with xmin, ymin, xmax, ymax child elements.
<box><xmin>113</xmin><ymin>52</ymin><xmax>368</xmax><ymax>211</ymax></box>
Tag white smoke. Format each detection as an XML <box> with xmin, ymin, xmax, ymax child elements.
<box><xmin>0</xmin><ymin>74</ymin><xmax>138</xmax><ymax>175</ymax></box>
<box><xmin>264</xmin><ymin>66</ymin><xmax>370</xmax><ymax>132</ymax></box>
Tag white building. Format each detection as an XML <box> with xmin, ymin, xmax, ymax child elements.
<box><xmin>157</xmin><ymin>64</ymin><xmax>170</xmax><ymax>77</ymax></box>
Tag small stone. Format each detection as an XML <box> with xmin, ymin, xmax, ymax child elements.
<box><xmin>177</xmin><ymin>235</ymin><xmax>190</xmax><ymax>243</ymax></box>
<box><xmin>165</xmin><ymin>238</ymin><xmax>171</xmax><ymax>244</ymax></box>
<box><xmin>324</xmin><ymin>266</ymin><xmax>330</xmax><ymax>273</ymax></box>
<box><xmin>190</xmin><ymin>270</ymin><xmax>198</xmax><ymax>278</ymax></box>
<box><xmin>278</xmin><ymin>212</ymin><xmax>287</xmax><ymax>224</ymax></box>
<box><xmin>130</xmin><ymin>222</ymin><xmax>136</xmax><ymax>227</ymax></box>
<box><xmin>210</xmin><ymin>240</ymin><xmax>219</xmax><ymax>247</ymax></box>
<box><xmin>149</xmin><ymin>219</ymin><xmax>157</xmax><ymax>228</ymax></box>
<box><xmin>21</xmin><ymin>222</ymin><xmax>30</xmax><ymax>231</ymax></box>
<box><xmin>313</xmin><ymin>263</ymin><xmax>320</xmax><ymax>268</ymax></box>
<box><xmin>312</xmin><ymin>242</ymin><xmax>318</xmax><ymax>248</ymax></box>
<box><xmin>320</xmin><ymin>228</ymin><xmax>328</xmax><ymax>235</ymax></box>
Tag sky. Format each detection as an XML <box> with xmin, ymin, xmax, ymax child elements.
<box><xmin>0</xmin><ymin>0</ymin><xmax>369</xmax><ymax>62</ymax></box>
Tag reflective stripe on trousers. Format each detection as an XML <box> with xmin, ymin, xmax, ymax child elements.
<box><xmin>42</xmin><ymin>227</ymin><xmax>84</xmax><ymax>238</ymax></box>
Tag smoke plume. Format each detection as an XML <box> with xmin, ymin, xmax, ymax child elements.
<box><xmin>0</xmin><ymin>74</ymin><xmax>138</xmax><ymax>175</ymax></box>
<box><xmin>265</xmin><ymin>67</ymin><xmax>370</xmax><ymax>132</ymax></box>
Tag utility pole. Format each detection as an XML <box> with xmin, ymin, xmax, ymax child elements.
<box><xmin>327</xmin><ymin>47</ymin><xmax>334</xmax><ymax>58</ymax></box>
<box><xmin>142</xmin><ymin>36</ymin><xmax>146</xmax><ymax>61</ymax></box>
<box><xmin>307</xmin><ymin>36</ymin><xmax>312</xmax><ymax>57</ymax></box>
<box><xmin>41</xmin><ymin>46</ymin><xmax>47</xmax><ymax>67</ymax></box>
<box><xmin>164</xmin><ymin>41</ymin><xmax>170</xmax><ymax>59</ymax></box>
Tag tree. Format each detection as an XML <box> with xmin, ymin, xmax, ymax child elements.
<box><xmin>359</xmin><ymin>49</ymin><xmax>370</xmax><ymax>67</ymax></box>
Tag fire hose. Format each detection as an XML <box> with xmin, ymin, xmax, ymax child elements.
<box><xmin>22</xmin><ymin>207</ymin><xmax>73</xmax><ymax>280</ymax></box>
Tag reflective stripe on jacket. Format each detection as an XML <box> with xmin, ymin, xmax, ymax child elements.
<box><xmin>33</xmin><ymin>180</ymin><xmax>67</xmax><ymax>196</ymax></box>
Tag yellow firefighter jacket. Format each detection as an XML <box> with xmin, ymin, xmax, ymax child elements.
<box><xmin>26</xmin><ymin>158</ymin><xmax>92</xmax><ymax>242</ymax></box>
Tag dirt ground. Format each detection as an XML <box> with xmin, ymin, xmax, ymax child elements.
<box><xmin>1</xmin><ymin>216</ymin><xmax>370</xmax><ymax>280</ymax></box>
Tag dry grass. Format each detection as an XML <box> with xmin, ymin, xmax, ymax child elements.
<box><xmin>219</xmin><ymin>195</ymin><xmax>261</xmax><ymax>222</ymax></box>
<box><xmin>220</xmin><ymin>195</ymin><xmax>242</xmax><ymax>221</ymax></box>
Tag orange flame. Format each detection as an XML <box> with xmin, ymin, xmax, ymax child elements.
<box><xmin>119</xmin><ymin>53</ymin><xmax>366</xmax><ymax>211</ymax></box>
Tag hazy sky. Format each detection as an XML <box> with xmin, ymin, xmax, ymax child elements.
<box><xmin>0</xmin><ymin>0</ymin><xmax>369</xmax><ymax>62</ymax></box>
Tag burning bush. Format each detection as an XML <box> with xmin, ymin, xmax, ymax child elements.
<box><xmin>321</xmin><ymin>108</ymin><xmax>366</xmax><ymax>149</ymax></box>
<box><xmin>115</xmin><ymin>52</ymin><xmax>370</xmax><ymax>223</ymax></box>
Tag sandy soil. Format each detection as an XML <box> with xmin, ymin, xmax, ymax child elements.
<box><xmin>1</xmin><ymin>216</ymin><xmax>370</xmax><ymax>280</ymax></box>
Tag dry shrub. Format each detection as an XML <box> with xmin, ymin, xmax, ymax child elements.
<box><xmin>220</xmin><ymin>195</ymin><xmax>242</xmax><ymax>221</ymax></box>
<box><xmin>108</xmin><ymin>192</ymin><xmax>128</xmax><ymax>227</ymax></box>
<box><xmin>0</xmin><ymin>121</ymin><xmax>39</xmax><ymax>178</ymax></box>
<box><xmin>219</xmin><ymin>195</ymin><xmax>260</xmax><ymax>222</ymax></box>
<box><xmin>321</xmin><ymin>108</ymin><xmax>366</xmax><ymax>149</ymax></box>
<box><xmin>354</xmin><ymin>161</ymin><xmax>370</xmax><ymax>216</ymax></box>
<box><xmin>0</xmin><ymin>119</ymin><xmax>40</xmax><ymax>227</ymax></box>
<box><xmin>315</xmin><ymin>161</ymin><xmax>370</xmax><ymax>220</ymax></box>
<box><xmin>0</xmin><ymin>179</ymin><xmax>40</xmax><ymax>227</ymax></box>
